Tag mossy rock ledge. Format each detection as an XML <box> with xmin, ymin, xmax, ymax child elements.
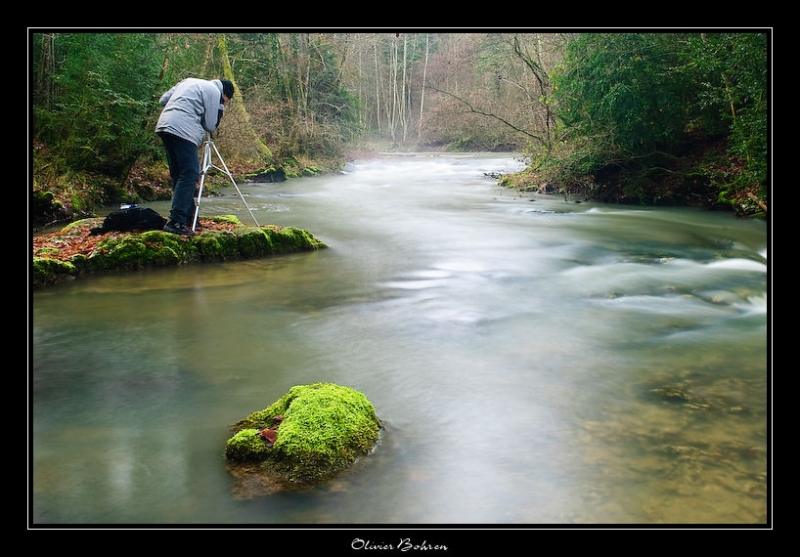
<box><xmin>225</xmin><ymin>383</ymin><xmax>383</xmax><ymax>495</ymax></box>
<box><xmin>32</xmin><ymin>215</ymin><xmax>327</xmax><ymax>289</ymax></box>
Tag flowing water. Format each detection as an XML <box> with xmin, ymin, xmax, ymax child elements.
<box><xmin>31</xmin><ymin>153</ymin><xmax>769</xmax><ymax>527</ymax></box>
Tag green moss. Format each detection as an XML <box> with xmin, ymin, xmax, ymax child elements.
<box><xmin>224</xmin><ymin>429</ymin><xmax>272</xmax><ymax>462</ymax></box>
<box><xmin>267</xmin><ymin>227</ymin><xmax>327</xmax><ymax>253</ymax></box>
<box><xmin>193</xmin><ymin>226</ymin><xmax>278</xmax><ymax>260</ymax></box>
<box><xmin>233</xmin><ymin>228</ymin><xmax>273</xmax><ymax>258</ymax></box>
<box><xmin>32</xmin><ymin>257</ymin><xmax>76</xmax><ymax>288</ymax></box>
<box><xmin>63</xmin><ymin>218</ymin><xmax>103</xmax><ymax>233</ymax></box>
<box><xmin>91</xmin><ymin>231</ymin><xmax>199</xmax><ymax>270</ymax></box>
<box><xmin>194</xmin><ymin>230</ymin><xmax>243</xmax><ymax>261</ymax></box>
<box><xmin>70</xmin><ymin>253</ymin><xmax>90</xmax><ymax>272</ymax></box>
<box><xmin>226</xmin><ymin>383</ymin><xmax>382</xmax><ymax>484</ymax></box>
<box><xmin>138</xmin><ymin>231</ymin><xmax>185</xmax><ymax>265</ymax></box>
<box><xmin>210</xmin><ymin>215</ymin><xmax>242</xmax><ymax>226</ymax></box>
<box><xmin>32</xmin><ymin>216</ymin><xmax>327</xmax><ymax>290</ymax></box>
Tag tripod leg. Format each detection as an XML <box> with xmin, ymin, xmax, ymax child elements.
<box><xmin>211</xmin><ymin>141</ymin><xmax>260</xmax><ymax>227</ymax></box>
<box><xmin>192</xmin><ymin>141</ymin><xmax>212</xmax><ymax>231</ymax></box>
<box><xmin>191</xmin><ymin>175</ymin><xmax>205</xmax><ymax>231</ymax></box>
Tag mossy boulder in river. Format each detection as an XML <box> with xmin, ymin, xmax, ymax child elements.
<box><xmin>32</xmin><ymin>215</ymin><xmax>327</xmax><ymax>289</ymax></box>
<box><xmin>225</xmin><ymin>383</ymin><xmax>382</xmax><ymax>493</ymax></box>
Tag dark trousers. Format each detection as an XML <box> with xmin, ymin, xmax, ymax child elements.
<box><xmin>158</xmin><ymin>132</ymin><xmax>200</xmax><ymax>226</ymax></box>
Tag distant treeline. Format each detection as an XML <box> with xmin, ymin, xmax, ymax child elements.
<box><xmin>30</xmin><ymin>31</ymin><xmax>768</xmax><ymax>219</ymax></box>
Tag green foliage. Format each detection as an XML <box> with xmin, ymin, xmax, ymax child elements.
<box><xmin>553</xmin><ymin>33</ymin><xmax>697</xmax><ymax>157</ymax></box>
<box><xmin>690</xmin><ymin>33</ymin><xmax>768</xmax><ymax>198</ymax></box>
<box><xmin>31</xmin><ymin>190</ymin><xmax>66</xmax><ymax>227</ymax></box>
<box><xmin>549</xmin><ymin>32</ymin><xmax>768</xmax><ymax>206</ymax></box>
<box><xmin>30</xmin><ymin>31</ymin><xmax>768</xmax><ymax>220</ymax></box>
<box><xmin>33</xmin><ymin>33</ymin><xmax>165</xmax><ymax>176</ymax></box>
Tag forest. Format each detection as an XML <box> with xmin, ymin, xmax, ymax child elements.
<box><xmin>29</xmin><ymin>31</ymin><xmax>770</xmax><ymax>229</ymax></box>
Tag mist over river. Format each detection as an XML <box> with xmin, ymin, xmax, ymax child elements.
<box><xmin>31</xmin><ymin>153</ymin><xmax>769</xmax><ymax>528</ymax></box>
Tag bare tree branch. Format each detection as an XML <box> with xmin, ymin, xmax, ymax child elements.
<box><xmin>426</xmin><ymin>84</ymin><xmax>546</xmax><ymax>147</ymax></box>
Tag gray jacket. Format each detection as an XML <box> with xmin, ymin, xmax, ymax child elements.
<box><xmin>155</xmin><ymin>78</ymin><xmax>225</xmax><ymax>146</ymax></box>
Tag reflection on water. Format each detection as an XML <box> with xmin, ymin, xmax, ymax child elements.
<box><xmin>31</xmin><ymin>154</ymin><xmax>769</xmax><ymax>527</ymax></box>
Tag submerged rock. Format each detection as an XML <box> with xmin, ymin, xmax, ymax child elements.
<box><xmin>225</xmin><ymin>383</ymin><xmax>382</xmax><ymax>494</ymax></box>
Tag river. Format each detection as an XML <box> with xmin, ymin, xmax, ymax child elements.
<box><xmin>30</xmin><ymin>153</ymin><xmax>769</xmax><ymax>529</ymax></box>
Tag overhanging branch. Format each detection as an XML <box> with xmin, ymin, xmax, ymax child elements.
<box><xmin>427</xmin><ymin>84</ymin><xmax>545</xmax><ymax>147</ymax></box>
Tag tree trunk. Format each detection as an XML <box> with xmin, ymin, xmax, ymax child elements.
<box><xmin>418</xmin><ymin>33</ymin><xmax>429</xmax><ymax>141</ymax></box>
<box><xmin>216</xmin><ymin>33</ymin><xmax>272</xmax><ymax>167</ymax></box>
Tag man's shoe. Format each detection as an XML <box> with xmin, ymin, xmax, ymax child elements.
<box><xmin>163</xmin><ymin>220</ymin><xmax>197</xmax><ymax>237</ymax></box>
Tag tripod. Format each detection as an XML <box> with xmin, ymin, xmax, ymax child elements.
<box><xmin>192</xmin><ymin>133</ymin><xmax>260</xmax><ymax>231</ymax></box>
